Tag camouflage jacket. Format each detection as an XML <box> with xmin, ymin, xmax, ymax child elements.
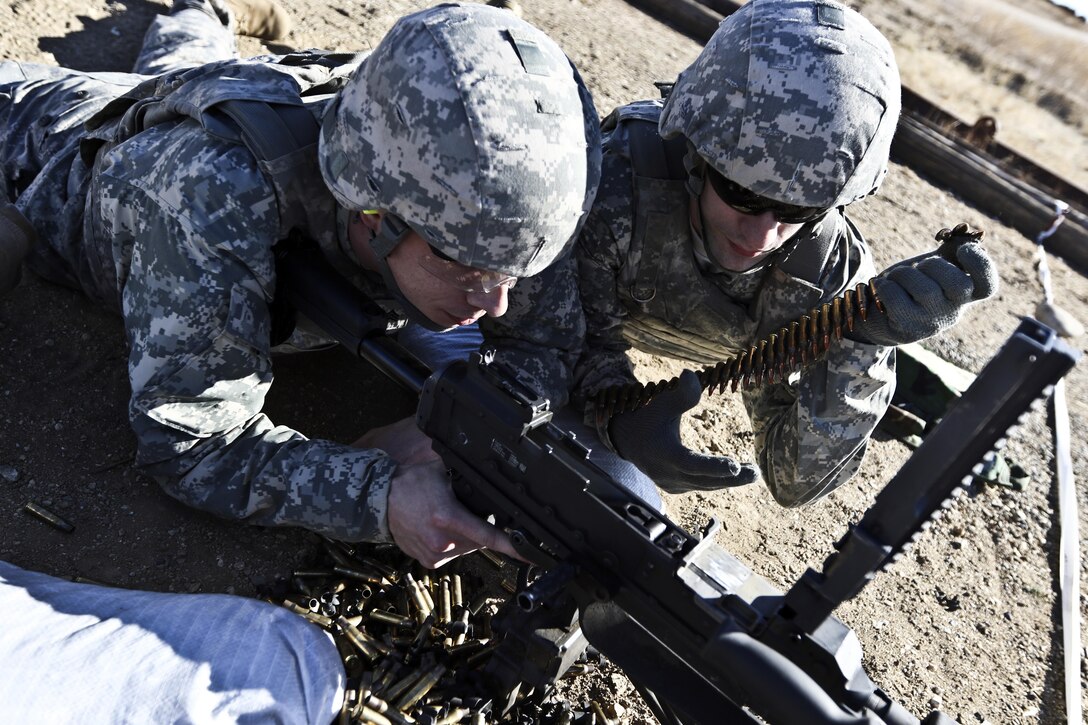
<box><xmin>58</xmin><ymin>55</ymin><xmax>582</xmax><ymax>541</ymax></box>
<box><xmin>573</xmin><ymin>102</ymin><xmax>896</xmax><ymax>506</ymax></box>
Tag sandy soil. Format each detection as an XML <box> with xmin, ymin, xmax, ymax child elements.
<box><xmin>1</xmin><ymin>1</ymin><xmax>1086</xmax><ymax>723</ymax></box>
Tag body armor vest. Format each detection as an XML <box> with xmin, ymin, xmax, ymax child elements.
<box><xmin>80</xmin><ymin>52</ymin><xmax>360</xmax><ymax>250</ymax></box>
<box><xmin>78</xmin><ymin>52</ymin><xmax>363</xmax><ymax>343</ymax></box>
<box><xmin>607</xmin><ymin>102</ymin><xmax>848</xmax><ymax>366</ymax></box>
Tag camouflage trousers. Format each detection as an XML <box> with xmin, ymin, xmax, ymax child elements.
<box><xmin>0</xmin><ymin>0</ymin><xmax>237</xmax><ymax>298</ymax></box>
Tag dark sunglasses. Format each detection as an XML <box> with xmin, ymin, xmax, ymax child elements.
<box><xmin>705</xmin><ymin>167</ymin><xmax>828</xmax><ymax>225</ymax></box>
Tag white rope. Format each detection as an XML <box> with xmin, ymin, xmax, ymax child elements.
<box><xmin>1053</xmin><ymin>379</ymin><xmax>1080</xmax><ymax>725</ymax></box>
<box><xmin>1033</xmin><ymin>200</ymin><xmax>1069</xmax><ymax>305</ymax></box>
<box><xmin>1034</xmin><ymin>200</ymin><xmax>1080</xmax><ymax>725</ymax></box>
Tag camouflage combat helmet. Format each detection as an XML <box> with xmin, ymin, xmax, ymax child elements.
<box><xmin>659</xmin><ymin>0</ymin><xmax>901</xmax><ymax>210</ymax></box>
<box><xmin>319</xmin><ymin>2</ymin><xmax>601</xmax><ymax>278</ymax></box>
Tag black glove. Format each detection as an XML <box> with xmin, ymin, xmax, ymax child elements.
<box><xmin>852</xmin><ymin>224</ymin><xmax>999</xmax><ymax>347</ymax></box>
<box><xmin>604</xmin><ymin>370</ymin><xmax>760</xmax><ymax>493</ymax></box>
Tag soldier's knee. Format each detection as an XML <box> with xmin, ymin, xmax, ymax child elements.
<box><xmin>221</xmin><ymin>600</ymin><xmax>346</xmax><ymax>722</ymax></box>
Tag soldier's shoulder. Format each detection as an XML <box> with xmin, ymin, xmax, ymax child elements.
<box><xmin>601</xmin><ymin>99</ymin><xmax>664</xmax><ymax>139</ymax></box>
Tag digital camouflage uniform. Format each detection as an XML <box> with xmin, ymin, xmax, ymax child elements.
<box><xmin>0</xmin><ymin>1</ymin><xmax>594</xmax><ymax>541</ymax></box>
<box><xmin>571</xmin><ymin>106</ymin><xmax>895</xmax><ymax>508</ymax></box>
<box><xmin>554</xmin><ymin>0</ymin><xmax>905</xmax><ymax>507</ymax></box>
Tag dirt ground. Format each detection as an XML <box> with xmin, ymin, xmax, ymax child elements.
<box><xmin>1</xmin><ymin>1</ymin><xmax>1086</xmax><ymax>723</ymax></box>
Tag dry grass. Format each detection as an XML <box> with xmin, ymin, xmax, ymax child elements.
<box><xmin>944</xmin><ymin>0</ymin><xmax>1088</xmax><ymax>115</ymax></box>
<box><xmin>856</xmin><ymin>0</ymin><xmax>1088</xmax><ymax>189</ymax></box>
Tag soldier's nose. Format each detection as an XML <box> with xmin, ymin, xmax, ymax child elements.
<box><xmin>467</xmin><ymin>285</ymin><xmax>509</xmax><ymax>318</ymax></box>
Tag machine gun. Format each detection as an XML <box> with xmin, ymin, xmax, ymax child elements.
<box><xmin>277</xmin><ymin>241</ymin><xmax>1079</xmax><ymax>724</ymax></box>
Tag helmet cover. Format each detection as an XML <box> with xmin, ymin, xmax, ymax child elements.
<box><xmin>319</xmin><ymin>3</ymin><xmax>601</xmax><ymax>277</ymax></box>
<box><xmin>659</xmin><ymin>0</ymin><xmax>901</xmax><ymax>209</ymax></box>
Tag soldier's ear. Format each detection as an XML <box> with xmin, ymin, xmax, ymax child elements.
<box><xmin>357</xmin><ymin>210</ymin><xmax>382</xmax><ymax>233</ymax></box>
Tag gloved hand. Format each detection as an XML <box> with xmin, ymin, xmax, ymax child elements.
<box><xmin>604</xmin><ymin>370</ymin><xmax>760</xmax><ymax>493</ymax></box>
<box><xmin>851</xmin><ymin>224</ymin><xmax>999</xmax><ymax>347</ymax></box>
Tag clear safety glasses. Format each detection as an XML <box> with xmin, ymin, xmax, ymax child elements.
<box><xmin>418</xmin><ymin>244</ymin><xmax>518</xmax><ymax>294</ymax></box>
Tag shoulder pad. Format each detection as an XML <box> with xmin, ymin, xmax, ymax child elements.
<box><xmin>602</xmin><ymin>99</ymin><xmax>664</xmax><ymax>133</ymax></box>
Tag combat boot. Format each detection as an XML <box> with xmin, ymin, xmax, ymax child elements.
<box><xmin>0</xmin><ymin>204</ymin><xmax>35</xmax><ymax>297</ymax></box>
<box><xmin>224</xmin><ymin>0</ymin><xmax>292</xmax><ymax>40</ymax></box>
<box><xmin>486</xmin><ymin>0</ymin><xmax>523</xmax><ymax>17</ymax></box>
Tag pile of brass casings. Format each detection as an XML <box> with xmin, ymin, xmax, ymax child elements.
<box><xmin>276</xmin><ymin>540</ymin><xmax>609</xmax><ymax>725</ymax></box>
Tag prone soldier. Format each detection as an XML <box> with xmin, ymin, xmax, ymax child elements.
<box><xmin>0</xmin><ymin>0</ymin><xmax>601</xmax><ymax>720</ymax></box>
<box><xmin>0</xmin><ymin>0</ymin><xmax>601</xmax><ymax>566</ymax></box>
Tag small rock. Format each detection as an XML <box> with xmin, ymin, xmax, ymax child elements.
<box><xmin>0</xmin><ymin>465</ymin><xmax>19</xmax><ymax>483</ymax></box>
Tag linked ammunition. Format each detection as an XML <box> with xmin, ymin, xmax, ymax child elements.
<box><xmin>593</xmin><ymin>276</ymin><xmax>888</xmax><ymax>416</ymax></box>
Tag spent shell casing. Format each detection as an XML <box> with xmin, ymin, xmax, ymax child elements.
<box><xmin>419</xmin><ymin>578</ymin><xmax>436</xmax><ymax>613</ymax></box>
<box><xmin>451</xmin><ymin>574</ymin><xmax>463</xmax><ymax>609</ymax></box>
<box><xmin>394</xmin><ymin>663</ymin><xmax>446</xmax><ymax>712</ymax></box>
<box><xmin>363</xmin><ymin>694</ymin><xmax>415</xmax><ymax>725</ymax></box>
<box><xmin>382</xmin><ymin>666</ymin><xmax>426</xmax><ymax>705</ymax></box>
<box><xmin>436</xmin><ymin>708</ymin><xmax>468</xmax><ymax>725</ymax></box>
<box><xmin>336</xmin><ymin>616</ymin><xmax>385</xmax><ymax>662</ymax></box>
<box><xmin>357</xmin><ymin>705</ymin><xmax>393</xmax><ymax>725</ymax></box>
<box><xmin>281</xmin><ymin>599</ymin><xmax>334</xmax><ymax>629</ymax></box>
<box><xmin>462</xmin><ymin>641</ymin><xmax>501</xmax><ymax>669</ymax></box>
<box><xmin>22</xmin><ymin>501</ymin><xmax>74</xmax><ymax>532</ymax></box>
<box><xmin>333</xmin><ymin>565</ymin><xmax>387</xmax><ymax>586</ymax></box>
<box><xmin>323</xmin><ymin>543</ymin><xmax>356</xmax><ymax>569</ymax></box>
<box><xmin>372</xmin><ymin>660</ymin><xmax>403</xmax><ymax>697</ymax></box>
<box><xmin>451</xmin><ymin>609</ymin><xmax>470</xmax><ymax>646</ymax></box>
<box><xmin>356</xmin><ymin>556</ymin><xmax>398</xmax><ymax>581</ymax></box>
<box><xmin>71</xmin><ymin>576</ymin><xmax>114</xmax><ymax>587</ymax></box>
<box><xmin>445</xmin><ymin>638</ymin><xmax>489</xmax><ymax>661</ymax></box>
<box><xmin>476</xmin><ymin>549</ymin><xmax>506</xmax><ymax>569</ymax></box>
<box><xmin>368</xmin><ymin>609</ymin><xmax>415</xmax><ymax>628</ymax></box>
<box><xmin>404</xmin><ymin>574</ymin><xmax>432</xmax><ymax>621</ymax></box>
<box><xmin>439</xmin><ymin>577</ymin><xmax>452</xmax><ymax>625</ymax></box>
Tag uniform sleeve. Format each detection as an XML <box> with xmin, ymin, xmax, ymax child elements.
<box><xmin>570</xmin><ymin>179</ymin><xmax>639</xmax><ymax>408</ymax></box>
<box><xmin>95</xmin><ymin>124</ymin><xmax>397</xmax><ymax>542</ymax></box>
<box><xmin>741</xmin><ymin>222</ymin><xmax>896</xmax><ymax>507</ymax></box>
<box><xmin>479</xmin><ymin>251</ymin><xmax>585</xmax><ymax>408</ymax></box>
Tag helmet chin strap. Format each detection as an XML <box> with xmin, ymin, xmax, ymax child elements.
<box><xmin>368</xmin><ymin>213</ymin><xmax>448</xmax><ymax>332</ymax></box>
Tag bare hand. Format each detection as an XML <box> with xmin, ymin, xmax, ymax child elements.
<box><xmin>387</xmin><ymin>460</ymin><xmax>519</xmax><ymax>568</ymax></box>
<box><xmin>353</xmin><ymin>416</ymin><xmax>439</xmax><ymax>465</ymax></box>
